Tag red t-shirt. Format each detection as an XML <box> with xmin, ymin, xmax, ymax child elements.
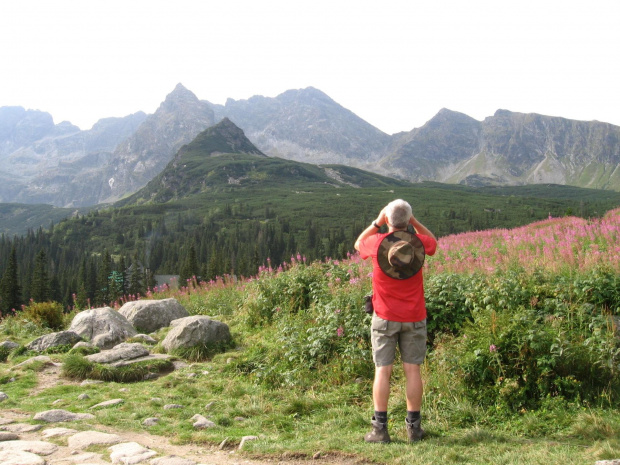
<box><xmin>359</xmin><ymin>232</ymin><xmax>437</xmax><ymax>323</ymax></box>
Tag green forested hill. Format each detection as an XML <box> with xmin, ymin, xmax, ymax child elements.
<box><xmin>1</xmin><ymin>117</ymin><xmax>620</xmax><ymax>312</ymax></box>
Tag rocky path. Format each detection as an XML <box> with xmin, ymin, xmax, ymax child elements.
<box><xmin>0</xmin><ymin>409</ymin><xmax>352</xmax><ymax>465</ymax></box>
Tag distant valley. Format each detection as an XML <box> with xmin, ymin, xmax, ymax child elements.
<box><xmin>1</xmin><ymin>84</ymin><xmax>619</xmax><ymax>210</ymax></box>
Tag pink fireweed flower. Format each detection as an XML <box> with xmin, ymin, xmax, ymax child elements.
<box><xmin>489</xmin><ymin>344</ymin><xmax>497</xmax><ymax>352</ymax></box>
<box><xmin>337</xmin><ymin>326</ymin><xmax>344</xmax><ymax>337</ymax></box>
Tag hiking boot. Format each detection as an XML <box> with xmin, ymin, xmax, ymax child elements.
<box><xmin>405</xmin><ymin>417</ymin><xmax>425</xmax><ymax>442</ymax></box>
<box><xmin>364</xmin><ymin>417</ymin><xmax>391</xmax><ymax>443</ymax></box>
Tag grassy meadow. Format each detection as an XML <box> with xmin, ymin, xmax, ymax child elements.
<box><xmin>1</xmin><ymin>208</ymin><xmax>619</xmax><ymax>464</ymax></box>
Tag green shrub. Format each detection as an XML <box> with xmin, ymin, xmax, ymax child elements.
<box><xmin>22</xmin><ymin>301</ymin><xmax>65</xmax><ymax>331</ymax></box>
<box><xmin>453</xmin><ymin>303</ymin><xmax>619</xmax><ymax>411</ymax></box>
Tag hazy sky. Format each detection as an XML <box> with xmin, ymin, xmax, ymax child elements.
<box><xmin>1</xmin><ymin>0</ymin><xmax>618</xmax><ymax>134</ymax></box>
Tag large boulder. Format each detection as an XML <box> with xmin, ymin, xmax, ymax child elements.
<box><xmin>162</xmin><ymin>316</ymin><xmax>231</xmax><ymax>352</ymax></box>
<box><xmin>69</xmin><ymin>307</ymin><xmax>137</xmax><ymax>349</ymax></box>
<box><xmin>85</xmin><ymin>342</ymin><xmax>150</xmax><ymax>364</ymax></box>
<box><xmin>118</xmin><ymin>298</ymin><xmax>189</xmax><ymax>333</ymax></box>
<box><xmin>26</xmin><ymin>331</ymin><xmax>82</xmax><ymax>353</ymax></box>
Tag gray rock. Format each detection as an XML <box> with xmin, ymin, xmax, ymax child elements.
<box><xmin>119</xmin><ymin>298</ymin><xmax>190</xmax><ymax>334</ymax></box>
<box><xmin>190</xmin><ymin>414</ymin><xmax>215</xmax><ymax>429</ymax></box>
<box><xmin>0</xmin><ymin>392</ymin><xmax>7</xmax><ymax>402</ymax></box>
<box><xmin>69</xmin><ymin>307</ymin><xmax>137</xmax><ymax>349</ymax></box>
<box><xmin>0</xmin><ymin>440</ymin><xmax>58</xmax><ymax>455</ymax></box>
<box><xmin>90</xmin><ymin>398</ymin><xmax>124</xmax><ymax>409</ymax></box>
<box><xmin>110</xmin><ymin>353</ymin><xmax>173</xmax><ymax>368</ymax></box>
<box><xmin>13</xmin><ymin>356</ymin><xmax>52</xmax><ymax>368</ymax></box>
<box><xmin>142</xmin><ymin>417</ymin><xmax>159</xmax><ymax>426</ymax></box>
<box><xmin>109</xmin><ymin>441</ymin><xmax>157</xmax><ymax>464</ymax></box>
<box><xmin>68</xmin><ymin>430</ymin><xmax>123</xmax><ymax>449</ymax></box>
<box><xmin>163</xmin><ymin>404</ymin><xmax>183</xmax><ymax>410</ymax></box>
<box><xmin>162</xmin><ymin>316</ymin><xmax>231</xmax><ymax>352</ymax></box>
<box><xmin>132</xmin><ymin>334</ymin><xmax>158</xmax><ymax>344</ymax></box>
<box><xmin>77</xmin><ymin>393</ymin><xmax>90</xmax><ymax>400</ymax></box>
<box><xmin>150</xmin><ymin>456</ymin><xmax>196</xmax><ymax>465</ymax></box>
<box><xmin>595</xmin><ymin>461</ymin><xmax>620</xmax><ymax>465</ymax></box>
<box><xmin>0</xmin><ymin>432</ymin><xmax>19</xmax><ymax>441</ymax></box>
<box><xmin>1</xmin><ymin>423</ymin><xmax>43</xmax><ymax>433</ymax></box>
<box><xmin>85</xmin><ymin>342</ymin><xmax>150</xmax><ymax>364</ymax></box>
<box><xmin>33</xmin><ymin>409</ymin><xmax>95</xmax><ymax>422</ymax></box>
<box><xmin>0</xmin><ymin>341</ymin><xmax>19</xmax><ymax>350</ymax></box>
<box><xmin>238</xmin><ymin>435</ymin><xmax>258</xmax><ymax>450</ymax></box>
<box><xmin>41</xmin><ymin>427</ymin><xmax>78</xmax><ymax>438</ymax></box>
<box><xmin>26</xmin><ymin>330</ymin><xmax>82</xmax><ymax>352</ymax></box>
<box><xmin>0</xmin><ymin>450</ymin><xmax>45</xmax><ymax>465</ymax></box>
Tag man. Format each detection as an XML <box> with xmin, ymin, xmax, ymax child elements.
<box><xmin>354</xmin><ymin>199</ymin><xmax>437</xmax><ymax>443</ymax></box>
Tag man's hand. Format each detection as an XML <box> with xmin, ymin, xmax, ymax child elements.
<box><xmin>375</xmin><ymin>208</ymin><xmax>387</xmax><ymax>227</ymax></box>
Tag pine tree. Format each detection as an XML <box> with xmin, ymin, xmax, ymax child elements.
<box><xmin>0</xmin><ymin>246</ymin><xmax>21</xmax><ymax>313</ymax></box>
<box><xmin>31</xmin><ymin>249</ymin><xmax>51</xmax><ymax>302</ymax></box>
<box><xmin>128</xmin><ymin>253</ymin><xmax>144</xmax><ymax>297</ymax></box>
<box><xmin>180</xmin><ymin>245</ymin><xmax>199</xmax><ymax>284</ymax></box>
<box><xmin>97</xmin><ymin>250</ymin><xmax>112</xmax><ymax>305</ymax></box>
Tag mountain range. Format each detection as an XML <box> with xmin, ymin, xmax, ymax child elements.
<box><xmin>1</xmin><ymin>84</ymin><xmax>619</xmax><ymax>208</ymax></box>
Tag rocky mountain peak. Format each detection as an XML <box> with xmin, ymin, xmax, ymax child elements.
<box><xmin>159</xmin><ymin>83</ymin><xmax>200</xmax><ymax>112</ymax></box>
<box><xmin>179</xmin><ymin>118</ymin><xmax>266</xmax><ymax>158</ymax></box>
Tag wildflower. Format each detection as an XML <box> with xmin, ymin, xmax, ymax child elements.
<box><xmin>335</xmin><ymin>309</ymin><xmax>341</xmax><ymax>314</ymax></box>
<box><xmin>489</xmin><ymin>344</ymin><xmax>497</xmax><ymax>352</ymax></box>
<box><xmin>337</xmin><ymin>326</ymin><xmax>344</xmax><ymax>337</ymax></box>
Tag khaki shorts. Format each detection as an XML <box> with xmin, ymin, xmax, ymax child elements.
<box><xmin>370</xmin><ymin>314</ymin><xmax>427</xmax><ymax>366</ymax></box>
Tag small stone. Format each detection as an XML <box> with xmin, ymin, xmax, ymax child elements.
<box><xmin>108</xmin><ymin>441</ymin><xmax>157</xmax><ymax>464</ymax></box>
<box><xmin>0</xmin><ymin>341</ymin><xmax>19</xmax><ymax>350</ymax></box>
<box><xmin>313</xmin><ymin>451</ymin><xmax>322</xmax><ymax>459</ymax></box>
<box><xmin>68</xmin><ymin>431</ymin><xmax>123</xmax><ymax>449</ymax></box>
<box><xmin>0</xmin><ymin>450</ymin><xmax>45</xmax><ymax>465</ymax></box>
<box><xmin>33</xmin><ymin>409</ymin><xmax>95</xmax><ymax>422</ymax></box>
<box><xmin>52</xmin><ymin>399</ymin><xmax>64</xmax><ymax>405</ymax></box>
<box><xmin>238</xmin><ymin>435</ymin><xmax>258</xmax><ymax>450</ymax></box>
<box><xmin>143</xmin><ymin>417</ymin><xmax>159</xmax><ymax>426</ymax></box>
<box><xmin>204</xmin><ymin>402</ymin><xmax>215</xmax><ymax>410</ymax></box>
<box><xmin>163</xmin><ymin>404</ymin><xmax>183</xmax><ymax>410</ymax></box>
<box><xmin>0</xmin><ymin>393</ymin><xmax>8</xmax><ymax>402</ymax></box>
<box><xmin>77</xmin><ymin>393</ymin><xmax>90</xmax><ymax>400</ymax></box>
<box><xmin>1</xmin><ymin>424</ymin><xmax>43</xmax><ymax>433</ymax></box>
<box><xmin>0</xmin><ymin>432</ymin><xmax>19</xmax><ymax>441</ymax></box>
<box><xmin>13</xmin><ymin>356</ymin><xmax>52</xmax><ymax>368</ymax></box>
<box><xmin>41</xmin><ymin>427</ymin><xmax>78</xmax><ymax>438</ymax></box>
<box><xmin>190</xmin><ymin>414</ymin><xmax>215</xmax><ymax>429</ymax></box>
<box><xmin>119</xmin><ymin>388</ymin><xmax>129</xmax><ymax>392</ymax></box>
<box><xmin>0</xmin><ymin>440</ymin><xmax>58</xmax><ymax>455</ymax></box>
<box><xmin>150</xmin><ymin>397</ymin><xmax>163</xmax><ymax>403</ymax></box>
<box><xmin>90</xmin><ymin>398</ymin><xmax>124</xmax><ymax>409</ymax></box>
<box><xmin>144</xmin><ymin>373</ymin><xmax>159</xmax><ymax>380</ymax></box>
<box><xmin>187</xmin><ymin>373</ymin><xmax>197</xmax><ymax>378</ymax></box>
<box><xmin>234</xmin><ymin>417</ymin><xmax>246</xmax><ymax>422</ymax></box>
<box><xmin>218</xmin><ymin>438</ymin><xmax>229</xmax><ymax>450</ymax></box>
<box><xmin>132</xmin><ymin>334</ymin><xmax>157</xmax><ymax>344</ymax></box>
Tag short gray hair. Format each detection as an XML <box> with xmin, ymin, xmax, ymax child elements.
<box><xmin>385</xmin><ymin>199</ymin><xmax>412</xmax><ymax>229</ymax></box>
